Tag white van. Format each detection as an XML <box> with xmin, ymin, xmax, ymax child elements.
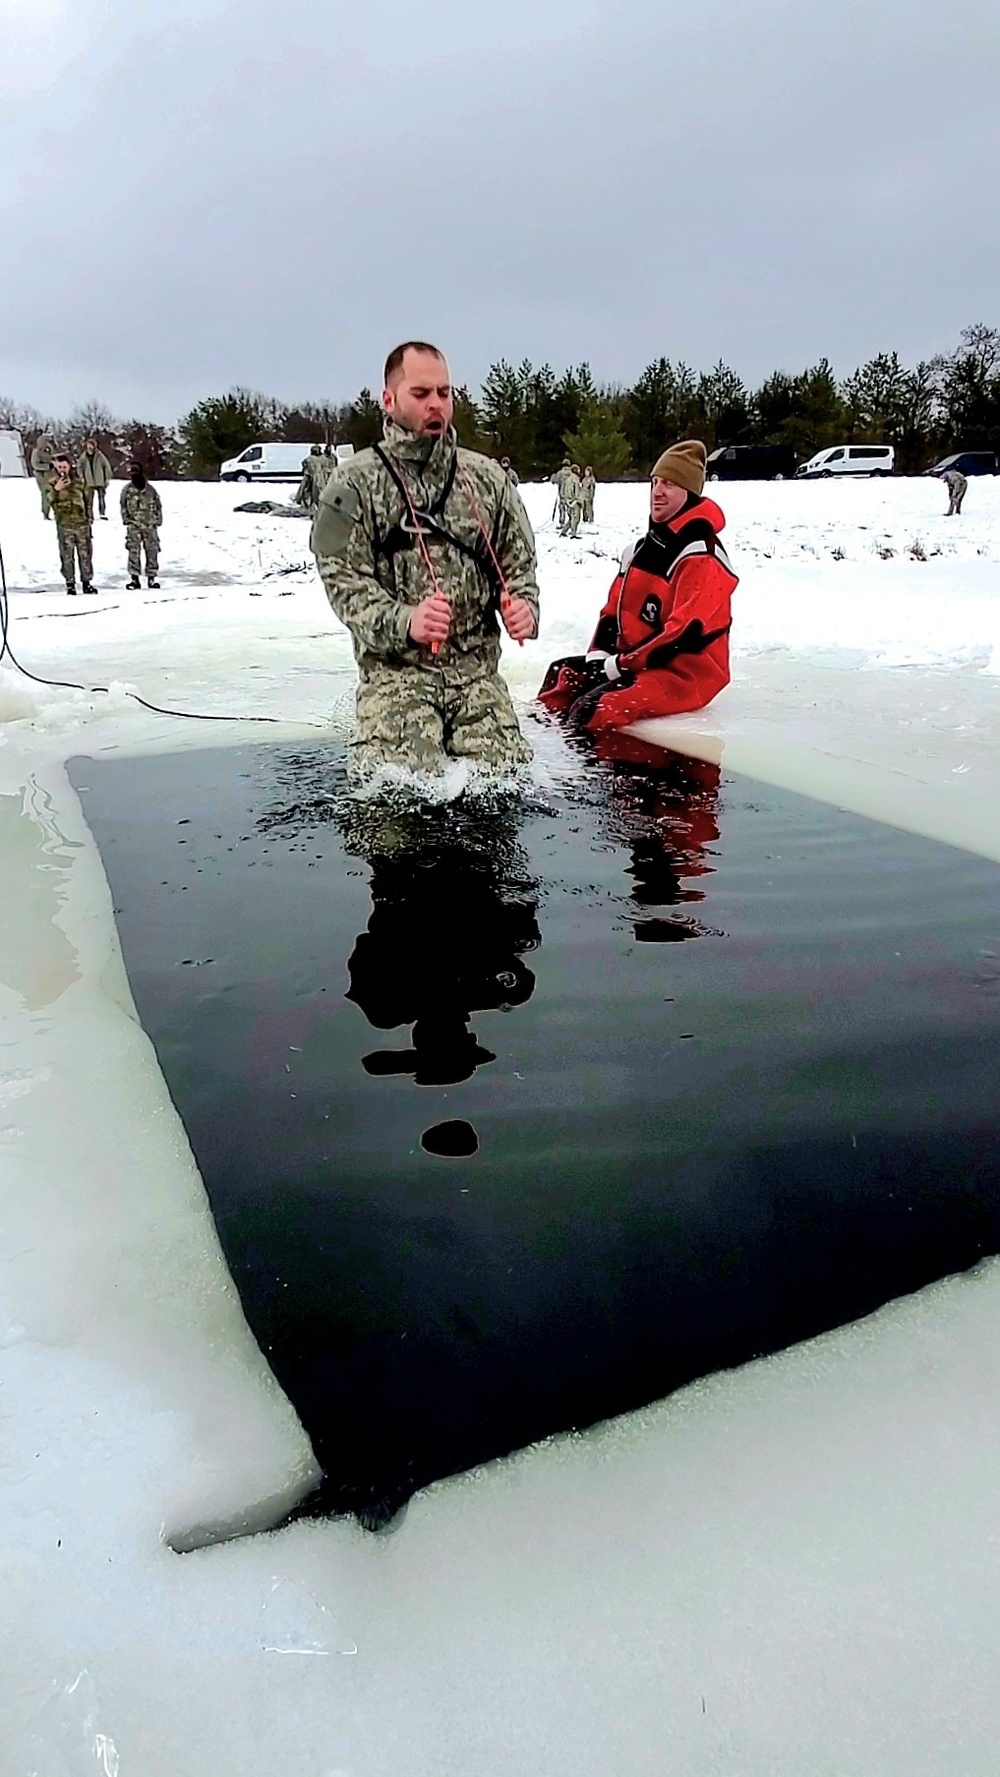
<box><xmin>219</xmin><ymin>442</ymin><xmax>355</xmax><ymax>482</ymax></box>
<box><xmin>0</xmin><ymin>429</ymin><xmax>28</xmax><ymax>477</ymax></box>
<box><xmin>796</xmin><ymin>444</ymin><xmax>894</xmax><ymax>479</ymax></box>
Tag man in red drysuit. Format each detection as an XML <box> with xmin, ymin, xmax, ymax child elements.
<box><xmin>538</xmin><ymin>439</ymin><xmax>737</xmax><ymax>733</ymax></box>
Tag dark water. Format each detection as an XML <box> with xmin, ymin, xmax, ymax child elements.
<box><xmin>69</xmin><ymin>740</ymin><xmax>1000</xmax><ymax>1528</ymax></box>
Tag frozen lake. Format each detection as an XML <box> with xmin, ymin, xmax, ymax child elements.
<box><xmin>3</xmin><ymin>474</ymin><xmax>1000</xmax><ymax>1773</ymax></box>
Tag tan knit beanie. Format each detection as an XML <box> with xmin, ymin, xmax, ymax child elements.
<box><xmin>650</xmin><ymin>439</ymin><xmax>707</xmax><ymax>495</ymax></box>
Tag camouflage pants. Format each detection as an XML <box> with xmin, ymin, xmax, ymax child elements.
<box><xmin>35</xmin><ymin>473</ymin><xmax>52</xmax><ymax>518</ymax></box>
<box><xmin>947</xmin><ymin>489</ymin><xmax>966</xmax><ymax>515</ymax></box>
<box><xmin>582</xmin><ymin>492</ymin><xmax>595</xmax><ymax>523</ymax></box>
<box><xmin>560</xmin><ymin>500</ymin><xmax>582</xmax><ymax>538</ymax></box>
<box><xmin>126</xmin><ymin>524</ymin><xmax>159</xmax><ymax>577</ymax></box>
<box><xmin>353</xmin><ymin>665</ymin><xmax>532</xmax><ymax>777</ymax></box>
<box><xmin>56</xmin><ymin>524</ymin><xmax>93</xmax><ymax>587</ymax></box>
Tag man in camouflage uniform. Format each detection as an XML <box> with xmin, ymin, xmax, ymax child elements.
<box><xmin>296</xmin><ymin>443</ymin><xmax>326</xmax><ymax>511</ymax></box>
<box><xmin>559</xmin><ymin>463</ymin><xmax>583</xmax><ymax>538</ymax></box>
<box><xmin>500</xmin><ymin>455</ymin><xmax>518</xmax><ymax>486</ymax></box>
<box><xmin>120</xmin><ymin>461</ymin><xmax>163</xmax><ymax>588</ymax></box>
<box><xmin>550</xmin><ymin>456</ymin><xmax>572</xmax><ymax>528</ymax></box>
<box><xmin>30</xmin><ymin>432</ymin><xmax>57</xmax><ymax>518</ymax></box>
<box><xmin>581</xmin><ymin>464</ymin><xmax>596</xmax><ymax>524</ymax></box>
<box><xmin>941</xmin><ymin>467</ymin><xmax>968</xmax><ymax>515</ymax></box>
<box><xmin>77</xmin><ymin>437</ymin><xmax>113</xmax><ymax>519</ymax></box>
<box><xmin>48</xmin><ymin>452</ymin><xmax>96</xmax><ymax>594</ymax></box>
<box><xmin>312</xmin><ymin>340</ymin><xmax>538</xmax><ymax>778</ymax></box>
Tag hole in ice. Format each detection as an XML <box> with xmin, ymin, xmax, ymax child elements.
<box><xmin>68</xmin><ymin>737</ymin><xmax>1000</xmax><ymax>1536</ymax></box>
<box><xmin>421</xmin><ymin>1119</ymin><xmax>479</xmax><ymax>1158</ymax></box>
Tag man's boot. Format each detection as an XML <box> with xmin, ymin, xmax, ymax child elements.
<box><xmin>66</xmin><ymin>584</ymin><xmax>77</xmax><ymax>596</ymax></box>
<box><xmin>147</xmin><ymin>576</ymin><xmax>160</xmax><ymax>588</ymax></box>
<box><xmin>127</xmin><ymin>576</ymin><xmax>141</xmax><ymax>590</ymax></box>
<box><xmin>82</xmin><ymin>583</ymin><xmax>98</xmax><ymax>595</ymax></box>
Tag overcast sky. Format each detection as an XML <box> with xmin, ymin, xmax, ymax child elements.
<box><xmin>1</xmin><ymin>0</ymin><xmax>998</xmax><ymax>421</ymax></box>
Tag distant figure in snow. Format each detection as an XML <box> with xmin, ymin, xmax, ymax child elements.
<box><xmin>550</xmin><ymin>456</ymin><xmax>572</xmax><ymax>529</ymax></box>
<box><xmin>500</xmin><ymin>455</ymin><xmax>519</xmax><ymax>486</ymax></box>
<box><xmin>559</xmin><ymin>463</ymin><xmax>583</xmax><ymax>538</ymax></box>
<box><xmin>121</xmin><ymin>461</ymin><xmax>162</xmax><ymax>589</ymax></box>
<box><xmin>581</xmin><ymin>465</ymin><xmax>596</xmax><ymax>524</ymax></box>
<box><xmin>296</xmin><ymin>443</ymin><xmax>326</xmax><ymax>511</ymax></box>
<box><xmin>48</xmin><ymin>452</ymin><xmax>97</xmax><ymax>595</ymax></box>
<box><xmin>77</xmin><ymin>436</ymin><xmax>113</xmax><ymax>520</ymax></box>
<box><xmin>30</xmin><ymin>431</ymin><xmax>57</xmax><ymax>518</ymax></box>
<box><xmin>940</xmin><ymin>467</ymin><xmax>967</xmax><ymax>515</ymax></box>
<box><xmin>539</xmin><ymin>438</ymin><xmax>737</xmax><ymax>734</ymax></box>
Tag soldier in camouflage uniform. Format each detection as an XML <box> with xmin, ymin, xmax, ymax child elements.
<box><xmin>550</xmin><ymin>456</ymin><xmax>572</xmax><ymax>528</ymax></box>
<box><xmin>120</xmin><ymin>462</ymin><xmax>163</xmax><ymax>588</ymax></box>
<box><xmin>30</xmin><ymin>432</ymin><xmax>57</xmax><ymax>518</ymax></box>
<box><xmin>48</xmin><ymin>453</ymin><xmax>96</xmax><ymax>594</ymax></box>
<box><xmin>581</xmin><ymin>465</ymin><xmax>596</xmax><ymax>523</ymax></box>
<box><xmin>296</xmin><ymin>443</ymin><xmax>326</xmax><ymax>511</ymax></box>
<box><xmin>559</xmin><ymin>463</ymin><xmax>583</xmax><ymax>538</ymax></box>
<box><xmin>941</xmin><ymin>467</ymin><xmax>968</xmax><ymax>515</ymax></box>
<box><xmin>77</xmin><ymin>437</ymin><xmax>113</xmax><ymax>519</ymax></box>
<box><xmin>500</xmin><ymin>455</ymin><xmax>518</xmax><ymax>486</ymax></box>
<box><xmin>312</xmin><ymin>341</ymin><xmax>539</xmax><ymax>778</ymax></box>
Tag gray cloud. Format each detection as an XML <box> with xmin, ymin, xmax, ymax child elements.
<box><xmin>1</xmin><ymin>0</ymin><xmax>998</xmax><ymax>419</ymax></box>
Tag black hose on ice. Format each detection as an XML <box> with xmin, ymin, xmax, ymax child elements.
<box><xmin>0</xmin><ymin>536</ymin><xmax>314</xmax><ymax>726</ymax></box>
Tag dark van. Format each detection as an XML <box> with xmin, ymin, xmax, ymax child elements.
<box><xmin>706</xmin><ymin>445</ymin><xmax>799</xmax><ymax>481</ymax></box>
<box><xmin>925</xmin><ymin>451</ymin><xmax>998</xmax><ymax>477</ymax></box>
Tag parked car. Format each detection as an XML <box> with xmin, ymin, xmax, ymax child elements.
<box><xmin>796</xmin><ymin>445</ymin><xmax>894</xmax><ymax>479</ymax></box>
<box><xmin>924</xmin><ymin>451</ymin><xmax>998</xmax><ymax>477</ymax></box>
<box><xmin>706</xmin><ymin>445</ymin><xmax>799</xmax><ymax>481</ymax></box>
<box><xmin>219</xmin><ymin>442</ymin><xmax>355</xmax><ymax>482</ymax></box>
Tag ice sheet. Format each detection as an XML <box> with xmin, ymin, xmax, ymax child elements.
<box><xmin>4</xmin><ymin>473</ymin><xmax>1000</xmax><ymax>1772</ymax></box>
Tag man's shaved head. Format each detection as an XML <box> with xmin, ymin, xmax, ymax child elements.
<box><xmin>383</xmin><ymin>340</ymin><xmax>446</xmax><ymax>391</ymax></box>
<box><xmin>381</xmin><ymin>342</ymin><xmax>454</xmax><ymax>439</ymax></box>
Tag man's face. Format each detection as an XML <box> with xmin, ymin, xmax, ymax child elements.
<box><xmin>650</xmin><ymin>477</ymin><xmax>688</xmax><ymax>524</ymax></box>
<box><xmin>383</xmin><ymin>349</ymin><xmax>454</xmax><ymax>438</ymax></box>
<box><xmin>54</xmin><ymin>458</ymin><xmax>70</xmax><ymax>480</ymax></box>
<box><xmin>85</xmin><ymin>440</ymin><xmax>96</xmax><ymax>454</ymax></box>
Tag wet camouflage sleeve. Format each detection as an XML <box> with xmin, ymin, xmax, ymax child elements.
<box><xmin>313</xmin><ymin>475</ymin><xmax>414</xmax><ymax>658</ymax></box>
<box><xmin>490</xmin><ymin>472</ymin><xmax>540</xmax><ymax>631</ymax></box>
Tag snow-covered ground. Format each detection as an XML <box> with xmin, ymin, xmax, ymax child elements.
<box><xmin>3</xmin><ymin>473</ymin><xmax>1000</xmax><ymax>1774</ymax></box>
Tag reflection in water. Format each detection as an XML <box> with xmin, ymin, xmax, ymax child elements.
<box><xmin>601</xmin><ymin>746</ymin><xmax>723</xmax><ymax>944</ymax></box>
<box><xmin>342</xmin><ymin>803</ymin><xmax>541</xmax><ymax>1088</ymax></box>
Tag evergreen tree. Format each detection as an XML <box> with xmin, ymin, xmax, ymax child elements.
<box><xmin>341</xmin><ymin>388</ymin><xmax>383</xmax><ymax>451</ymax></box>
<box><xmin>562</xmin><ymin>404</ymin><xmax>631</xmax><ymax>478</ymax></box>
<box><xmin>695</xmin><ymin>361</ymin><xmax>750</xmax><ymax>450</ymax></box>
<box><xmin>177</xmin><ymin>388</ymin><xmax>274</xmax><ymax>479</ymax></box>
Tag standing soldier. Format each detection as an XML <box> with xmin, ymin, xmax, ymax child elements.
<box><xmin>30</xmin><ymin>431</ymin><xmax>57</xmax><ymax>518</ymax></box>
<box><xmin>49</xmin><ymin>451</ymin><xmax>97</xmax><ymax>595</ymax></box>
<box><xmin>312</xmin><ymin>340</ymin><xmax>538</xmax><ymax>778</ymax></box>
<box><xmin>500</xmin><ymin>455</ymin><xmax>519</xmax><ymax>487</ymax></box>
<box><xmin>560</xmin><ymin>463</ymin><xmax>583</xmax><ymax>538</ymax></box>
<box><xmin>77</xmin><ymin>436</ymin><xmax>113</xmax><ymax>521</ymax></box>
<box><xmin>581</xmin><ymin>464</ymin><xmax>596</xmax><ymax>524</ymax></box>
<box><xmin>550</xmin><ymin>456</ymin><xmax>572</xmax><ymax>529</ymax></box>
<box><xmin>940</xmin><ymin>466</ymin><xmax>968</xmax><ymax>516</ymax></box>
<box><xmin>296</xmin><ymin>443</ymin><xmax>326</xmax><ymax>511</ymax></box>
<box><xmin>121</xmin><ymin>461</ymin><xmax>162</xmax><ymax>589</ymax></box>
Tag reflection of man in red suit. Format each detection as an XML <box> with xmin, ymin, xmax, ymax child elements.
<box><xmin>604</xmin><ymin>749</ymin><xmax>722</xmax><ymax>943</ymax></box>
<box><xmin>539</xmin><ymin>439</ymin><xmax>737</xmax><ymax>733</ymax></box>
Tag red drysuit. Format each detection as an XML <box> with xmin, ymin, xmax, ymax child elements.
<box><xmin>538</xmin><ymin>493</ymin><xmax>737</xmax><ymax>732</ymax></box>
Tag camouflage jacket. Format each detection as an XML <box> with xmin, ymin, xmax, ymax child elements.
<box><xmin>581</xmin><ymin>469</ymin><xmax>596</xmax><ymax>492</ymax></box>
<box><xmin>562</xmin><ymin>470</ymin><xmax>583</xmax><ymax>505</ymax></box>
<box><xmin>120</xmin><ymin>483</ymin><xmax>163</xmax><ymax>527</ymax></box>
<box><xmin>77</xmin><ymin>449</ymin><xmax>113</xmax><ymax>489</ymax></box>
<box><xmin>550</xmin><ymin>465</ymin><xmax>571</xmax><ymax>490</ymax></box>
<box><xmin>49</xmin><ymin>477</ymin><xmax>89</xmax><ymax>528</ymax></box>
<box><xmin>312</xmin><ymin>418</ymin><xmax>540</xmax><ymax>678</ymax></box>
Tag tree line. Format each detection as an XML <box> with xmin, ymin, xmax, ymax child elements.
<box><xmin>3</xmin><ymin>324</ymin><xmax>998</xmax><ymax>481</ymax></box>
